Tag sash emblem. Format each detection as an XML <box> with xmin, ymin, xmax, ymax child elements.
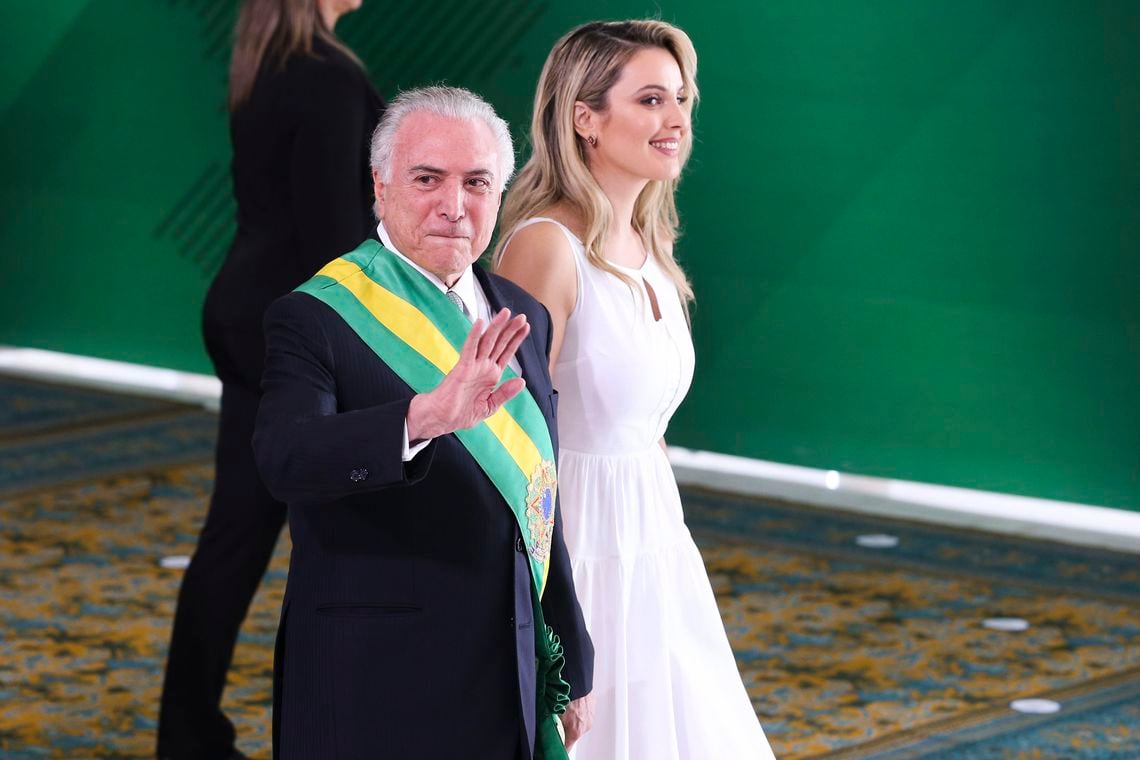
<box><xmin>526</xmin><ymin>459</ymin><xmax>557</xmax><ymax>562</ymax></box>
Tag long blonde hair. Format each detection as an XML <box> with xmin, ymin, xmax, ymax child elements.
<box><xmin>494</xmin><ymin>19</ymin><xmax>698</xmax><ymax>304</ymax></box>
<box><xmin>228</xmin><ymin>0</ymin><xmax>362</xmax><ymax>111</ymax></box>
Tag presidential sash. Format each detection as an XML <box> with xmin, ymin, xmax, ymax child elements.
<box><xmin>296</xmin><ymin>240</ymin><xmax>571</xmax><ymax>759</ymax></box>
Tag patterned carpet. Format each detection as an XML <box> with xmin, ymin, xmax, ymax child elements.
<box><xmin>688</xmin><ymin>492</ymin><xmax>1140</xmax><ymax>758</ymax></box>
<box><xmin>1</xmin><ymin>376</ymin><xmax>1138</xmax><ymax>758</ymax></box>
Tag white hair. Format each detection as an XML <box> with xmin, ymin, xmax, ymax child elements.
<box><xmin>369</xmin><ymin>85</ymin><xmax>515</xmax><ymax>191</ymax></box>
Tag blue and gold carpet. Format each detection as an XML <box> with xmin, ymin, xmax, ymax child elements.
<box><xmin>1</xmin><ymin>376</ymin><xmax>1138</xmax><ymax>758</ymax></box>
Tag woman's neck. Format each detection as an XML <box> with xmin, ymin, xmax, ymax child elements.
<box><xmin>589</xmin><ymin>162</ymin><xmax>648</xmax><ymax>231</ymax></box>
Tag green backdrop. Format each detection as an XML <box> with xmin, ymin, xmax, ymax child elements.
<box><xmin>2</xmin><ymin>1</ymin><xmax>1137</xmax><ymax>510</ymax></box>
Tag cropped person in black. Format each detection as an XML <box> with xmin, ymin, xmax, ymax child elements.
<box><xmin>157</xmin><ymin>1</ymin><xmax>383</xmax><ymax>757</ymax></box>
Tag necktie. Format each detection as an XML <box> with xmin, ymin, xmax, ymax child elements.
<box><xmin>446</xmin><ymin>289</ymin><xmax>470</xmax><ymax>321</ymax></box>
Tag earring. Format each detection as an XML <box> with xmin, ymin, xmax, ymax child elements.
<box><xmin>587</xmin><ymin>134</ymin><xmax>597</xmax><ymax>147</ymax></box>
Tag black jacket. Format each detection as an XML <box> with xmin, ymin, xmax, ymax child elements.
<box><xmin>203</xmin><ymin>37</ymin><xmax>384</xmax><ymax>389</ymax></box>
<box><xmin>254</xmin><ymin>265</ymin><xmax>593</xmax><ymax>758</ymax></box>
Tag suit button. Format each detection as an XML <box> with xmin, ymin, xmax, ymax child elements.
<box><xmin>509</xmin><ymin>615</ymin><xmax>515</xmax><ymax>627</ymax></box>
<box><xmin>349</xmin><ymin>467</ymin><xmax>368</xmax><ymax>483</ymax></box>
<box><xmin>515</xmin><ymin>536</ymin><xmax>526</xmax><ymax>553</ymax></box>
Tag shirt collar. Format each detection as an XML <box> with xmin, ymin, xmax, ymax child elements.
<box><xmin>376</xmin><ymin>222</ymin><xmax>478</xmax><ymax>315</ymax></box>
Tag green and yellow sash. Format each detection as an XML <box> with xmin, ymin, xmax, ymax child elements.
<box><xmin>296</xmin><ymin>240</ymin><xmax>571</xmax><ymax>759</ymax></box>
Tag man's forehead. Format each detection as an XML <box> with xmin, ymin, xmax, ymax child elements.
<box><xmin>393</xmin><ymin>112</ymin><xmax>498</xmax><ymax>173</ymax></box>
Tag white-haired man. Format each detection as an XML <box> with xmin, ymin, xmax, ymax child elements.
<box><xmin>253</xmin><ymin>86</ymin><xmax>594</xmax><ymax>758</ymax></box>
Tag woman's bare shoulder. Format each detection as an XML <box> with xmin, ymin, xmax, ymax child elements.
<box><xmin>497</xmin><ymin>214</ymin><xmax>578</xmax><ymax>314</ymax></box>
<box><xmin>499</xmin><ymin>214</ymin><xmax>579</xmax><ymax>270</ymax></box>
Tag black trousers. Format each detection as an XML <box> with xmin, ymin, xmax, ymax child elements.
<box><xmin>157</xmin><ymin>379</ymin><xmax>286</xmax><ymax>758</ymax></box>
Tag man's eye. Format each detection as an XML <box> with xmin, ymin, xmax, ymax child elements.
<box><xmin>415</xmin><ymin>175</ymin><xmax>438</xmax><ymax>185</ymax></box>
<box><xmin>467</xmin><ymin>178</ymin><xmax>490</xmax><ymax>189</ymax></box>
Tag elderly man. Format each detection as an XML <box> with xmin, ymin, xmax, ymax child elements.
<box><xmin>253</xmin><ymin>86</ymin><xmax>593</xmax><ymax>758</ymax></box>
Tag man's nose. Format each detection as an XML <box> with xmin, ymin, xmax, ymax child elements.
<box><xmin>438</xmin><ymin>179</ymin><xmax>465</xmax><ymax>222</ymax></box>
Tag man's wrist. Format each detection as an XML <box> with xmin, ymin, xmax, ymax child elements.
<box><xmin>407</xmin><ymin>392</ymin><xmax>447</xmax><ymax>443</ymax></box>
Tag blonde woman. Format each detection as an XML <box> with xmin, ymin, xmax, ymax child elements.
<box><xmin>496</xmin><ymin>20</ymin><xmax>775</xmax><ymax>760</ymax></box>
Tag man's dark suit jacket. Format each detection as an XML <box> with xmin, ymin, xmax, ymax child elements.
<box><xmin>253</xmin><ymin>262</ymin><xmax>593</xmax><ymax>759</ymax></box>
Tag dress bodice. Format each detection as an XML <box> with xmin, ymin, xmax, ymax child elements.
<box><xmin>510</xmin><ymin>218</ymin><xmax>695</xmax><ymax>455</ymax></box>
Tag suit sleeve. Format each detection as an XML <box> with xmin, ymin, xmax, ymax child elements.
<box><xmin>288</xmin><ymin>65</ymin><xmax>379</xmax><ymax>276</ymax></box>
<box><xmin>531</xmin><ymin>305</ymin><xmax>594</xmax><ymax>697</ymax></box>
<box><xmin>541</xmin><ymin>495</ymin><xmax>594</xmax><ymax>698</ymax></box>
<box><xmin>253</xmin><ymin>292</ymin><xmax>435</xmax><ymax>504</ymax></box>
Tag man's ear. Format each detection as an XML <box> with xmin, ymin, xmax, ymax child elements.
<box><xmin>572</xmin><ymin>101</ymin><xmax>596</xmax><ymax>142</ymax></box>
<box><xmin>372</xmin><ymin>168</ymin><xmax>385</xmax><ymax>218</ymax></box>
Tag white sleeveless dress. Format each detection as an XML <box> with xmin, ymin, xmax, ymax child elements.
<box><xmin>509</xmin><ymin>219</ymin><xmax>775</xmax><ymax>759</ymax></box>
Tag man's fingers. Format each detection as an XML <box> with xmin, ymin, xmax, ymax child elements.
<box><xmin>459</xmin><ymin>318</ymin><xmax>486</xmax><ymax>364</ymax></box>
<box><xmin>487</xmin><ymin>314</ymin><xmax>528</xmax><ymax>365</ymax></box>
<box><xmin>562</xmin><ymin>720</ymin><xmax>583</xmax><ymax>750</ymax></box>
<box><xmin>495</xmin><ymin>318</ymin><xmax>530</xmax><ymax>368</ymax></box>
<box><xmin>487</xmin><ymin>376</ymin><xmax>526</xmax><ymax>411</ymax></box>
<box><xmin>561</xmin><ymin>693</ymin><xmax>594</xmax><ymax>749</ymax></box>
<box><xmin>475</xmin><ymin>308</ymin><xmax>511</xmax><ymax>361</ymax></box>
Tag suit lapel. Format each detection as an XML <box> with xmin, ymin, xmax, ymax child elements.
<box><xmin>474</xmin><ymin>266</ymin><xmax>548</xmax><ymax>404</ymax></box>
